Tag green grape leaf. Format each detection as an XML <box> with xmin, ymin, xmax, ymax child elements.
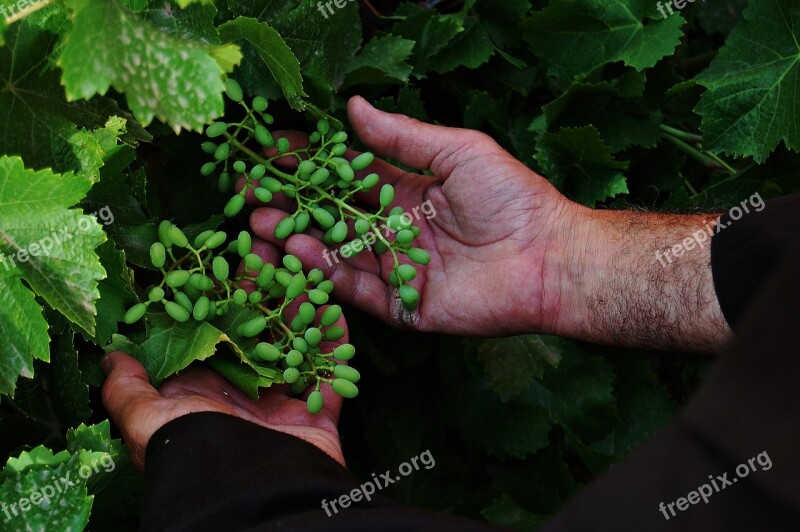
<box><xmin>523</xmin><ymin>0</ymin><xmax>685</xmax><ymax>86</ymax></box>
<box><xmin>82</xmin><ymin>241</ymin><xmax>137</xmax><ymax>345</ymax></box>
<box><xmin>218</xmin><ymin>16</ymin><xmax>306</xmax><ymax>109</ymax></box>
<box><xmin>52</xmin><ymin>333</ymin><xmax>92</xmax><ymax>427</ymax></box>
<box><xmin>175</xmin><ymin>0</ymin><xmax>214</xmax><ymax>8</ymax></box>
<box><xmin>469</xmin><ymin>335</ymin><xmax>563</xmax><ymax>401</ymax></box>
<box><xmin>59</xmin><ymin>0</ymin><xmax>241</xmax><ymax>132</ymax></box>
<box><xmin>141</xmin><ymin>0</ymin><xmax>219</xmax><ymax>42</ymax></box>
<box><xmin>0</xmin><ymin>156</ymin><xmax>107</xmax><ymax>395</ymax></box>
<box><xmin>339</xmin><ymin>35</ymin><xmax>415</xmax><ymax>90</ymax></box>
<box><xmin>0</xmin><ymin>453</ymin><xmax>92</xmax><ymax>531</ymax></box>
<box><xmin>206</xmin><ymin>354</ymin><xmax>277</xmax><ymax>399</ymax></box>
<box><xmin>0</xmin><ymin>20</ymin><xmax>150</xmax><ymax>172</ymax></box>
<box><xmin>535</xmin><ymin>126</ymin><xmax>629</xmax><ymax>207</ymax></box>
<box><xmin>429</xmin><ymin>17</ymin><xmax>495</xmax><ymax>74</ymax></box>
<box><xmin>481</xmin><ymin>493</ymin><xmax>549</xmax><ymax>531</ymax></box>
<box><xmin>695</xmin><ymin>0</ymin><xmax>800</xmax><ymax>163</ymax></box>
<box><xmin>393</xmin><ymin>7</ymin><xmax>463</xmax><ymax>76</ymax></box>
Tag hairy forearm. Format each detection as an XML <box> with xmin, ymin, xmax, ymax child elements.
<box><xmin>545</xmin><ymin>206</ymin><xmax>731</xmax><ymax>353</ymax></box>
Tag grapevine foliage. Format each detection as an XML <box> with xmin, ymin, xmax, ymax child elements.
<box><xmin>0</xmin><ymin>0</ymin><xmax>798</xmax><ymax>530</ymax></box>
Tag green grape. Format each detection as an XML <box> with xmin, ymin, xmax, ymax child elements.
<box><xmin>238</xmin><ymin>231</ymin><xmax>252</xmax><ymax>257</ymax></box>
<box><xmin>285</xmin><ymin>350</ymin><xmax>304</xmax><ymax>367</ymax></box>
<box><xmin>399</xmin><ymin>285</ymin><xmax>419</xmax><ymax>310</ymax></box>
<box><xmin>233</xmin><ymin>288</ymin><xmax>248</xmax><ymax>305</ymax></box>
<box><xmin>254</xmin><ymin>342</ymin><xmax>281</xmax><ymax>362</ymax></box>
<box><xmin>332</xmin><ymin>378</ymin><xmax>358</xmax><ymax>398</ymax></box>
<box><xmin>336</xmin><ymin>164</ymin><xmax>354</xmax><ymax>182</ymax></box>
<box><xmin>124</xmin><ymin>303</ymin><xmax>147</xmax><ymax>324</ymax></box>
<box><xmin>317</xmin><ymin>280</ymin><xmax>334</xmax><ymax>294</ymax></box>
<box><xmin>331</xmin><ymin>221</ymin><xmax>348</xmax><ymax>243</ymax></box>
<box><xmin>224</xmin><ymin>194</ymin><xmax>246</xmax><ymax>217</ymax></box>
<box><xmin>149</xmin><ymin>287</ymin><xmax>165</xmax><ymax>302</ymax></box>
<box><xmin>291</xmin><ymin>380</ymin><xmax>308</xmax><ymax>394</ymax></box>
<box><xmin>331</xmin><ymin>131</ymin><xmax>347</xmax><ymax>143</ymax></box>
<box><xmin>398</xmin><ymin>264</ymin><xmax>417</xmax><ymax>281</ymax></box>
<box><xmin>245</xmin><ymin>253</ymin><xmax>263</xmax><ymax>271</ymax></box>
<box><xmin>275</xmin><ymin>270</ymin><xmax>293</xmax><ymax>287</ymax></box>
<box><xmin>286</xmin><ymin>272</ymin><xmax>307</xmax><ymax>299</ymax></box>
<box><xmin>362</xmin><ymin>173</ymin><xmax>379</xmax><ymax>189</ymax></box>
<box><xmin>283</xmin><ymin>254</ymin><xmax>303</xmax><ymax>273</ymax></box>
<box><xmin>201</xmin><ymin>141</ymin><xmax>217</xmax><ymax>154</ymax></box>
<box><xmin>320</xmin><ymin>305</ymin><xmax>342</xmax><ymax>327</ymax></box>
<box><xmin>193</xmin><ymin>296</ymin><xmax>210</xmax><ymax>320</ymax></box>
<box><xmin>407</xmin><ymin>248</ymin><xmax>431</xmax><ymax>265</ymax></box>
<box><xmin>308</xmin><ymin>289</ymin><xmax>329</xmax><ymax>305</ymax></box>
<box><xmin>239</xmin><ymin>316</ymin><xmax>267</xmax><ymax>337</ymax></box>
<box><xmin>200</xmin><ymin>162</ymin><xmax>217</xmax><ymax>176</ymax></box>
<box><xmin>168</xmin><ymin>226</ymin><xmax>189</xmax><ymax>248</ymax></box>
<box><xmin>317</xmin><ymin>119</ymin><xmax>330</xmax><ymax>135</ymax></box>
<box><xmin>255</xmin><ymin>125</ymin><xmax>274</xmax><ymax>147</ymax></box>
<box><xmin>261</xmin><ymin>177</ymin><xmax>283</xmax><ymax>192</ymax></box>
<box><xmin>331</xmin><ymin>143</ymin><xmax>347</xmax><ymax>156</ymax></box>
<box><xmin>312</xmin><ymin>208</ymin><xmax>336</xmax><ymax>229</ymax></box>
<box><xmin>189</xmin><ymin>274</ymin><xmax>214</xmax><ymax>291</ymax></box>
<box><xmin>166</xmin><ymin>270</ymin><xmax>190</xmax><ymax>288</ymax></box>
<box><xmin>350</xmin><ymin>152</ymin><xmax>374</xmax><ymax>171</ymax></box>
<box><xmin>206</xmin><ymin>122</ymin><xmax>228</xmax><ymax>138</ymax></box>
<box><xmin>305</xmin><ymin>327</ymin><xmax>322</xmax><ymax>346</ymax></box>
<box><xmin>218</xmin><ymin>172</ymin><xmax>231</xmax><ymax>192</ymax></box>
<box><xmin>388</xmin><ymin>270</ymin><xmax>401</xmax><ymax>287</ymax></box>
<box><xmin>233</xmin><ymin>160</ymin><xmax>247</xmax><ymax>173</ymax></box>
<box><xmin>334</xmin><ymin>365</ymin><xmax>361</xmax><ymax>384</ymax></box>
<box><xmin>307</xmin><ymin>391</ymin><xmax>324</xmax><ymax>414</ymax></box>
<box><xmin>355</xmin><ymin>219</ymin><xmax>370</xmax><ymax>235</ymax></box>
<box><xmin>257</xmin><ymin>263</ymin><xmax>275</xmax><ymax>288</ymax></box>
<box><xmin>293</xmin><ymin>337</ymin><xmax>308</xmax><ymax>353</ymax></box>
<box><xmin>250</xmin><ymin>164</ymin><xmax>266</xmax><ymax>180</ymax></box>
<box><xmin>224</xmin><ymin>78</ymin><xmax>243</xmax><ymax>102</ymax></box>
<box><xmin>374</xmin><ymin>242</ymin><xmax>388</xmax><ymax>254</ymax></box>
<box><xmin>150</xmin><ymin>242</ymin><xmax>166</xmax><ymax>268</ymax></box>
<box><xmin>396</xmin><ymin>229</ymin><xmax>415</xmax><ymax>244</ymax></box>
<box><xmin>336</xmin><ymin>180</ymin><xmax>350</xmax><ymax>190</ymax></box>
<box><xmin>252</xmin><ymin>96</ymin><xmax>268</xmax><ymax>112</ymax></box>
<box><xmin>275</xmin><ymin>216</ymin><xmax>296</xmax><ymax>239</ymax></box>
<box><xmin>379</xmin><ymin>184</ymin><xmax>395</xmax><ymax>207</ymax></box>
<box><xmin>295</xmin><ymin>212</ymin><xmax>311</xmax><ymax>232</ymax></box>
<box><xmin>254</xmin><ymin>187</ymin><xmax>272</xmax><ymax>203</ymax></box>
<box><xmin>212</xmin><ymin>256</ymin><xmax>230</xmax><ymax>281</ymax></box>
<box><xmin>325</xmin><ymin>326</ymin><xmax>345</xmax><ymax>341</ymax></box>
<box><xmin>290</xmin><ymin>314</ymin><xmax>306</xmax><ymax>332</ymax></box>
<box><xmin>308</xmin><ymin>268</ymin><xmax>324</xmax><ymax>285</ymax></box>
<box><xmin>194</xmin><ymin>230</ymin><xmax>214</xmax><ymax>248</ymax></box>
<box><xmin>298</xmin><ymin>160</ymin><xmax>316</xmax><ymax>178</ymax></box>
<box><xmin>277</xmin><ymin>137</ymin><xmax>290</xmax><ymax>154</ymax></box>
<box><xmin>283</xmin><ymin>367</ymin><xmax>300</xmax><ymax>384</ymax></box>
<box><xmin>309</xmin><ymin>132</ymin><xmax>321</xmax><ymax>143</ymax></box>
<box><xmin>310</xmin><ymin>168</ymin><xmax>330</xmax><ymax>185</ymax></box>
<box><xmin>205</xmin><ymin>231</ymin><xmax>227</xmax><ymax>249</ymax></box>
<box><xmin>174</xmin><ymin>292</ymin><xmax>193</xmax><ymax>313</ymax></box>
<box><xmin>333</xmin><ymin>344</ymin><xmax>355</xmax><ymax>360</ymax></box>
<box><xmin>214</xmin><ymin>142</ymin><xmax>230</xmax><ymax>161</ymax></box>
<box><xmin>165</xmin><ymin>301</ymin><xmax>190</xmax><ymax>322</ymax></box>
<box><xmin>183</xmin><ymin>283</ymin><xmax>201</xmax><ymax>302</ymax></box>
<box><xmin>299</xmin><ymin>302</ymin><xmax>317</xmax><ymax>324</ymax></box>
<box><xmin>389</xmin><ymin>207</ymin><xmax>405</xmax><ymax>217</ymax></box>
<box><xmin>248</xmin><ymin>291</ymin><xmax>263</xmax><ymax>304</ymax></box>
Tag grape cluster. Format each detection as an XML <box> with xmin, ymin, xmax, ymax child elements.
<box><xmin>123</xmin><ymin>222</ymin><xmax>360</xmax><ymax>414</ymax></box>
<box><xmin>199</xmin><ymin>79</ymin><xmax>430</xmax><ymax>311</ymax></box>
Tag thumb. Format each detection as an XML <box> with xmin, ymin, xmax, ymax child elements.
<box><xmin>347</xmin><ymin>95</ymin><xmax>481</xmax><ymax>176</ymax></box>
<box><xmin>101</xmin><ymin>351</ymin><xmax>161</xmax><ymax>425</ymax></box>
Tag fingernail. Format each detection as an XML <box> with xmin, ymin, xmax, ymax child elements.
<box><xmin>101</xmin><ymin>352</ymin><xmax>116</xmax><ymax>375</ymax></box>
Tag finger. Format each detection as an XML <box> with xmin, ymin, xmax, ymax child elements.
<box><xmin>101</xmin><ymin>352</ymin><xmax>162</xmax><ymax>419</ymax></box>
<box><xmin>284</xmin><ymin>234</ymin><xmax>391</xmax><ymax>319</ymax></box>
<box><xmin>236</xmin><ymin>238</ymin><xmax>282</xmax><ymax>291</ymax></box>
<box><xmin>263</xmin><ymin>131</ymin><xmax>309</xmax><ymax>169</ymax></box>
<box><xmin>347</xmin><ymin>95</ymin><xmax>477</xmax><ymax>176</ymax></box>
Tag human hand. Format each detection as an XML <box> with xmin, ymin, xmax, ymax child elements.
<box><xmin>250</xmin><ymin>96</ymin><xmax>578</xmax><ymax>336</ymax></box>
<box><xmin>101</xmin><ymin>240</ymin><xmax>347</xmax><ymax>469</ymax></box>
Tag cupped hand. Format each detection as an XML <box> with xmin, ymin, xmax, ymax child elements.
<box><xmin>250</xmin><ymin>96</ymin><xmax>580</xmax><ymax>336</ymax></box>
<box><xmin>102</xmin><ymin>239</ymin><xmax>348</xmax><ymax>469</ymax></box>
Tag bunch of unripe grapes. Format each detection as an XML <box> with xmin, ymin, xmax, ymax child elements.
<box><xmin>123</xmin><ymin>222</ymin><xmax>360</xmax><ymax>414</ymax></box>
<box><xmin>199</xmin><ymin>79</ymin><xmax>431</xmax><ymax>311</ymax></box>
